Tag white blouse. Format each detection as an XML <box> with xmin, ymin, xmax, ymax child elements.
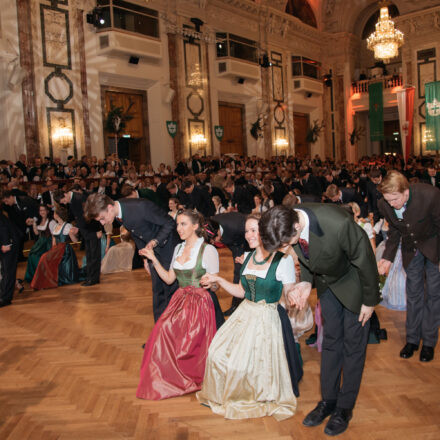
<box><xmin>171</xmin><ymin>237</ymin><xmax>219</xmax><ymax>273</ymax></box>
<box><xmin>242</xmin><ymin>252</ymin><xmax>296</xmax><ymax>285</ymax></box>
<box><xmin>49</xmin><ymin>220</ymin><xmax>72</xmax><ymax>236</ymax></box>
<box><xmin>357</xmin><ymin>220</ymin><xmax>374</xmax><ymax>240</ymax></box>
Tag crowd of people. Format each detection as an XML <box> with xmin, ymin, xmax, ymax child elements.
<box><xmin>0</xmin><ymin>150</ymin><xmax>439</xmax><ymax>436</ymax></box>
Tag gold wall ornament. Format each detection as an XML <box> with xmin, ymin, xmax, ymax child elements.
<box><xmin>367</xmin><ymin>5</ymin><xmax>404</xmax><ymax>64</ymax></box>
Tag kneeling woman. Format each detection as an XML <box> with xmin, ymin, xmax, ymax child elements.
<box><xmin>197</xmin><ymin>214</ymin><xmax>301</xmax><ymax>421</ymax></box>
<box><xmin>137</xmin><ymin>209</ymin><xmax>224</xmax><ymax>400</ymax></box>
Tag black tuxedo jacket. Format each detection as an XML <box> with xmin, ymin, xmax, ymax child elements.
<box><xmin>42</xmin><ymin>190</ymin><xmax>54</xmax><ymax>206</ymax></box>
<box><xmin>186</xmin><ymin>186</ymin><xmax>215</xmax><ymax>218</ymax></box>
<box><xmin>366</xmin><ymin>180</ymin><xmax>382</xmax><ymax>221</ymax></box>
<box><xmin>212</xmin><ymin>212</ymin><xmax>248</xmax><ymax>249</ymax></box>
<box><xmin>294</xmin><ymin>204</ymin><xmax>380</xmax><ymax>314</ymax></box>
<box><xmin>378</xmin><ymin>183</ymin><xmax>440</xmax><ymax>268</ymax></box>
<box><xmin>119</xmin><ymin>198</ymin><xmax>179</xmax><ymax>263</ymax></box>
<box><xmin>0</xmin><ymin>211</ymin><xmax>23</xmax><ymax>246</ymax></box>
<box><xmin>4</xmin><ymin>196</ymin><xmax>38</xmax><ymax>232</ymax></box>
<box><xmin>69</xmin><ymin>192</ymin><xmax>101</xmax><ymax>239</ymax></box>
<box><xmin>232</xmin><ymin>185</ymin><xmax>255</xmax><ymax>214</ymax></box>
<box><xmin>300</xmin><ymin>175</ymin><xmax>322</xmax><ymax>197</ymax></box>
<box><xmin>422</xmin><ymin>172</ymin><xmax>440</xmax><ymax>189</ymax></box>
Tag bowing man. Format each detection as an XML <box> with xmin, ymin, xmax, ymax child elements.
<box><xmin>84</xmin><ymin>193</ymin><xmax>179</xmax><ymax>321</ymax></box>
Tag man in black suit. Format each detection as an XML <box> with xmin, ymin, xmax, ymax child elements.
<box><xmin>422</xmin><ymin>165</ymin><xmax>440</xmax><ymax>189</ymax></box>
<box><xmin>260</xmin><ymin>205</ymin><xmax>380</xmax><ymax>436</ymax></box>
<box><xmin>378</xmin><ymin>171</ymin><xmax>440</xmax><ymax>363</ymax></box>
<box><xmin>15</xmin><ymin>153</ymin><xmax>28</xmax><ymax>178</ymax></box>
<box><xmin>2</xmin><ymin>190</ymin><xmax>38</xmax><ymax>260</ymax></box>
<box><xmin>207</xmin><ymin>211</ymin><xmax>249</xmax><ymax>315</ymax></box>
<box><xmin>366</xmin><ymin>168</ymin><xmax>383</xmax><ymax>223</ymax></box>
<box><xmin>41</xmin><ymin>180</ymin><xmax>57</xmax><ymax>209</ymax></box>
<box><xmin>191</xmin><ymin>154</ymin><xmax>203</xmax><ymax>175</ymax></box>
<box><xmin>182</xmin><ymin>179</ymin><xmax>215</xmax><ymax>218</ymax></box>
<box><xmin>84</xmin><ymin>193</ymin><xmax>179</xmax><ymax>321</ymax></box>
<box><xmin>224</xmin><ymin>180</ymin><xmax>255</xmax><ymax>214</ymax></box>
<box><xmin>54</xmin><ymin>189</ymin><xmax>102</xmax><ymax>287</ymax></box>
<box><xmin>324</xmin><ymin>184</ymin><xmax>362</xmax><ymax>205</ymax></box>
<box><xmin>298</xmin><ymin>169</ymin><xmax>323</xmax><ymax>198</ymax></box>
<box><xmin>0</xmin><ymin>204</ymin><xmax>22</xmax><ymax>307</ymax></box>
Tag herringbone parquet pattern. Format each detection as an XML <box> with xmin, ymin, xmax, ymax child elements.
<box><xmin>0</xmin><ymin>248</ymin><xmax>439</xmax><ymax>439</ymax></box>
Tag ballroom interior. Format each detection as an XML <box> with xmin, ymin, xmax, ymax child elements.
<box><xmin>1</xmin><ymin>0</ymin><xmax>440</xmax><ymax>168</ymax></box>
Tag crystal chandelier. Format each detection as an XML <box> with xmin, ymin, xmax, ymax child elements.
<box><xmin>367</xmin><ymin>5</ymin><xmax>404</xmax><ymax>64</ymax></box>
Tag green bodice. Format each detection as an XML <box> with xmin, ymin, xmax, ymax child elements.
<box><xmin>55</xmin><ymin>223</ymin><xmax>69</xmax><ymax>244</ymax></box>
<box><xmin>240</xmin><ymin>251</ymin><xmax>284</xmax><ymax>303</ymax></box>
<box><xmin>173</xmin><ymin>242</ymin><xmax>206</xmax><ymax>288</ymax></box>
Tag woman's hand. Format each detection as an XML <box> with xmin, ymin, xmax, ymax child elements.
<box><xmin>234</xmin><ymin>254</ymin><xmax>244</xmax><ymax>265</ymax></box>
<box><xmin>200</xmin><ymin>273</ymin><xmax>218</xmax><ymax>289</ymax></box>
<box><xmin>140</xmin><ymin>247</ymin><xmax>155</xmax><ymax>261</ymax></box>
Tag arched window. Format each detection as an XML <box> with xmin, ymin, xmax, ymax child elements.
<box><xmin>361</xmin><ymin>4</ymin><xmax>399</xmax><ymax>40</ymax></box>
<box><xmin>285</xmin><ymin>0</ymin><xmax>317</xmax><ymax>28</ymax></box>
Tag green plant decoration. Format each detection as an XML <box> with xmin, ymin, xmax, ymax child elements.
<box><xmin>306</xmin><ymin>119</ymin><xmax>325</xmax><ymax>144</ymax></box>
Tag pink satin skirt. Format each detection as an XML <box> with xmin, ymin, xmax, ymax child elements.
<box><xmin>136</xmin><ymin>286</ymin><xmax>217</xmax><ymax>400</ymax></box>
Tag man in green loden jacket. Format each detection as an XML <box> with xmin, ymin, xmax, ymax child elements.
<box><xmin>259</xmin><ymin>204</ymin><xmax>381</xmax><ymax>436</ymax></box>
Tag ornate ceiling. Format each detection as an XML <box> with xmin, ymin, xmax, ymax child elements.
<box><xmin>258</xmin><ymin>0</ymin><xmax>440</xmax><ymax>34</ymax></box>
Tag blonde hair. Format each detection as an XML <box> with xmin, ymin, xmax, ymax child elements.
<box><xmin>378</xmin><ymin>170</ymin><xmax>409</xmax><ymax>194</ymax></box>
<box><xmin>324</xmin><ymin>184</ymin><xmax>339</xmax><ymax>199</ymax></box>
<box><xmin>348</xmin><ymin>202</ymin><xmax>361</xmax><ymax>217</ymax></box>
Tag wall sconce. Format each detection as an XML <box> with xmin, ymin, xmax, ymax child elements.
<box><xmin>52</xmin><ymin>117</ymin><xmax>73</xmax><ymax>150</ymax></box>
<box><xmin>274</xmin><ymin>137</ymin><xmax>288</xmax><ymax>156</ymax></box>
<box><xmin>190</xmin><ymin>133</ymin><xmax>207</xmax><ymax>155</ymax></box>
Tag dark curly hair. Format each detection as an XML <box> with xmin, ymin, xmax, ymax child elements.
<box><xmin>259</xmin><ymin>205</ymin><xmax>299</xmax><ymax>252</ymax></box>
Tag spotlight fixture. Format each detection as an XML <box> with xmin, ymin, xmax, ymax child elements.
<box><xmin>259</xmin><ymin>54</ymin><xmax>272</xmax><ymax>68</ymax></box>
<box><xmin>86</xmin><ymin>7</ymin><xmax>107</xmax><ymax>28</ymax></box>
<box><xmin>323</xmin><ymin>73</ymin><xmax>332</xmax><ymax>87</ymax></box>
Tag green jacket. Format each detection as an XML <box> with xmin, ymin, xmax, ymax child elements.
<box><xmin>294</xmin><ymin>204</ymin><xmax>381</xmax><ymax>314</ymax></box>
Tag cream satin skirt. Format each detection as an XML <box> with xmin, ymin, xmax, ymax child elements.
<box><xmin>197</xmin><ymin>299</ymin><xmax>297</xmax><ymax>421</ymax></box>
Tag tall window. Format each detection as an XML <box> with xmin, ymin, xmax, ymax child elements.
<box><xmin>216</xmin><ymin>33</ymin><xmax>258</xmax><ymax>64</ymax></box>
<box><xmin>96</xmin><ymin>0</ymin><xmax>159</xmax><ymax>38</ymax></box>
<box><xmin>292</xmin><ymin>56</ymin><xmax>321</xmax><ymax>79</ymax></box>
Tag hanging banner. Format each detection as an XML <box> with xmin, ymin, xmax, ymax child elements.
<box><xmin>369</xmin><ymin>82</ymin><xmax>384</xmax><ymax>141</ymax></box>
<box><xmin>396</xmin><ymin>86</ymin><xmax>415</xmax><ymax>162</ymax></box>
<box><xmin>214</xmin><ymin>125</ymin><xmax>224</xmax><ymax>141</ymax></box>
<box><xmin>166</xmin><ymin>121</ymin><xmax>178</xmax><ymax>138</ymax></box>
<box><xmin>425</xmin><ymin>81</ymin><xmax>440</xmax><ymax>151</ymax></box>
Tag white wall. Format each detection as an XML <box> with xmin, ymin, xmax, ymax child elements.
<box><xmin>0</xmin><ymin>3</ymin><xmax>25</xmax><ymax>161</ymax></box>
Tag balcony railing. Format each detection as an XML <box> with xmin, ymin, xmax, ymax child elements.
<box><xmin>351</xmin><ymin>75</ymin><xmax>403</xmax><ymax>95</ymax></box>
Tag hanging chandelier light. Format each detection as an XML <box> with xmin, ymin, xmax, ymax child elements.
<box><xmin>367</xmin><ymin>3</ymin><xmax>404</xmax><ymax>64</ymax></box>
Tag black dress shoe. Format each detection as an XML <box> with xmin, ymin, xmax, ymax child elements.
<box><xmin>324</xmin><ymin>408</ymin><xmax>353</xmax><ymax>436</ymax></box>
<box><xmin>400</xmin><ymin>342</ymin><xmax>419</xmax><ymax>358</ymax></box>
<box><xmin>420</xmin><ymin>345</ymin><xmax>434</xmax><ymax>362</ymax></box>
<box><xmin>81</xmin><ymin>280</ymin><xmax>99</xmax><ymax>286</ymax></box>
<box><xmin>303</xmin><ymin>400</ymin><xmax>337</xmax><ymax>427</ymax></box>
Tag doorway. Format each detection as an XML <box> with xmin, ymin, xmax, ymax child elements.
<box><xmin>218</xmin><ymin>102</ymin><xmax>246</xmax><ymax>155</ymax></box>
<box><xmin>293</xmin><ymin>112</ymin><xmax>310</xmax><ymax>158</ymax></box>
<box><xmin>102</xmin><ymin>87</ymin><xmax>150</xmax><ymax>165</ymax></box>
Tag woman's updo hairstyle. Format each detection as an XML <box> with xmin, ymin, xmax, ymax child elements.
<box><xmin>259</xmin><ymin>205</ymin><xmax>299</xmax><ymax>252</ymax></box>
<box><xmin>176</xmin><ymin>209</ymin><xmax>206</xmax><ymax>240</ymax></box>
<box><xmin>203</xmin><ymin>218</ymin><xmax>220</xmax><ymax>244</ymax></box>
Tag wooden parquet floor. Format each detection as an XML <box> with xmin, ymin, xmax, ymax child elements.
<box><xmin>1</xmin><ymin>248</ymin><xmax>439</xmax><ymax>440</ymax></box>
